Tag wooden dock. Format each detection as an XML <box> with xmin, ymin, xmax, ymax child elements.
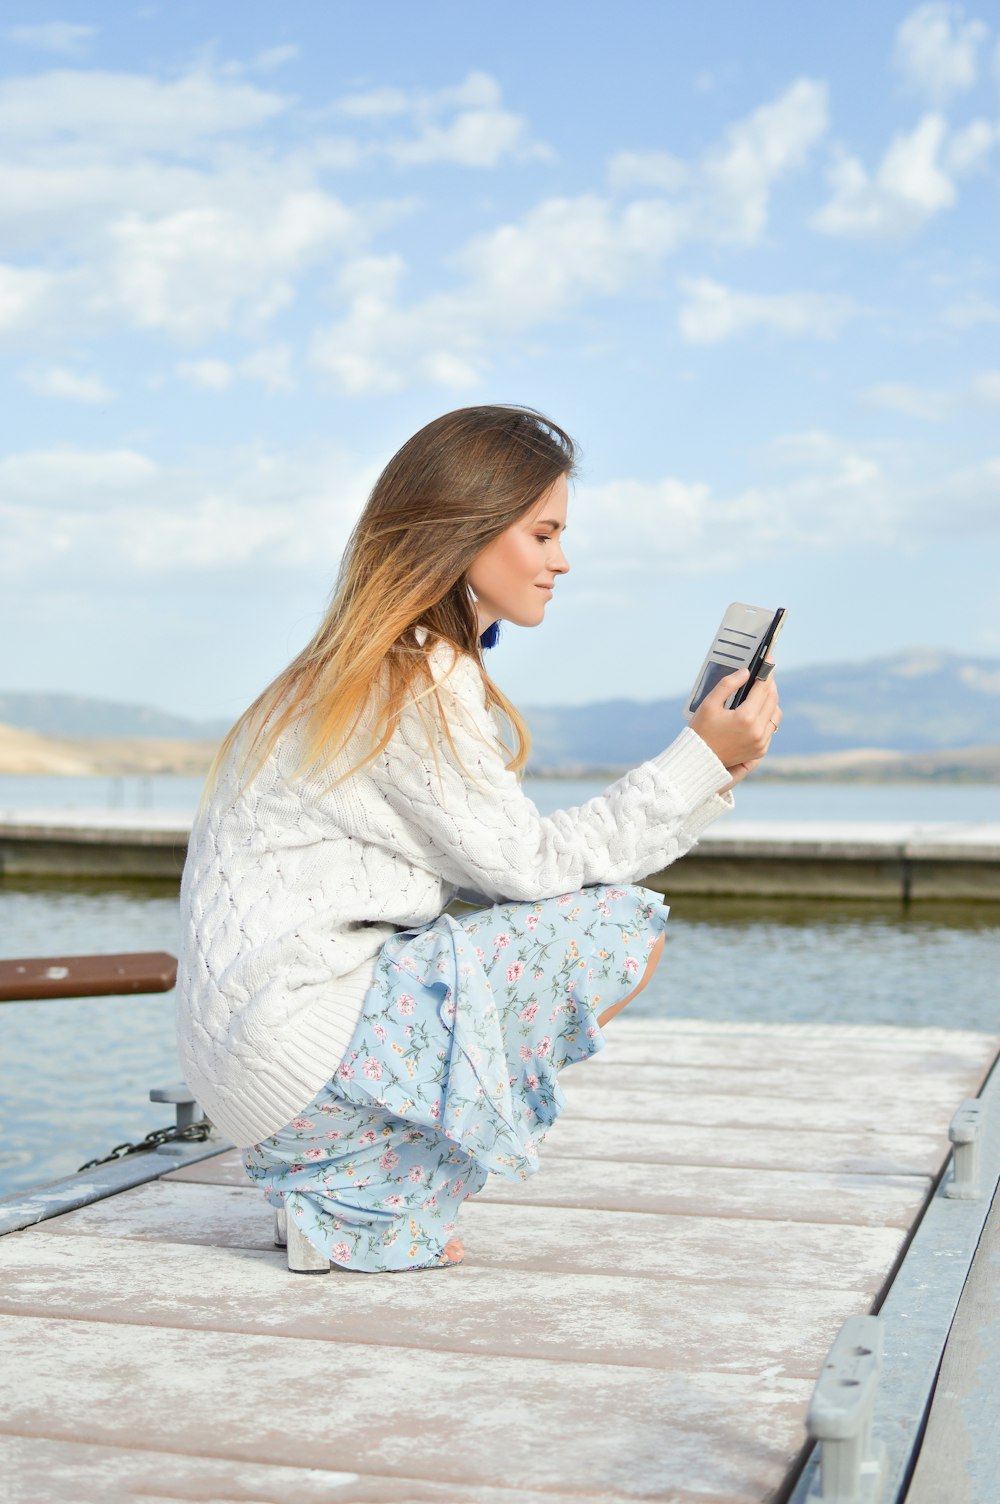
<box><xmin>1</xmin><ymin>1018</ymin><xmax>998</xmax><ymax>1502</ymax></box>
<box><xmin>2</xmin><ymin>810</ymin><xmax>999</xmax><ymax>897</ymax></box>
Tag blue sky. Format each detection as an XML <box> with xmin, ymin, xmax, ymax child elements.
<box><xmin>2</xmin><ymin>1</ymin><xmax>999</xmax><ymax>720</ymax></box>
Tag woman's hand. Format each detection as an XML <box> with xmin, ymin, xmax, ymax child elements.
<box><xmin>688</xmin><ymin>664</ymin><xmax>782</xmax><ymax>795</ymax></box>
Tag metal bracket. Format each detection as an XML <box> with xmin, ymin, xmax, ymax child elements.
<box><xmin>149</xmin><ymin>1083</ymin><xmax>204</xmax><ymax>1153</ymax></box>
<box><xmin>806</xmin><ymin>1315</ymin><xmax>885</xmax><ymax>1503</ymax></box>
<box><xmin>945</xmin><ymin>1098</ymin><xmax>983</xmax><ymax>1200</ymax></box>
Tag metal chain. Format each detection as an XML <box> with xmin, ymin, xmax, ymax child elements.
<box><xmin>78</xmin><ymin>1118</ymin><xmax>212</xmax><ymax>1173</ymax></box>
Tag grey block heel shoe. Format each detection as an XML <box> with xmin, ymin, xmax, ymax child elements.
<box><xmin>274</xmin><ymin>1206</ymin><xmax>331</xmax><ymax>1273</ymax></box>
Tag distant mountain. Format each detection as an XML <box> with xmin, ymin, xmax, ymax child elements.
<box><xmin>5</xmin><ymin>651</ymin><xmax>999</xmax><ymax>771</ymax></box>
<box><xmin>521</xmin><ymin>651</ymin><xmax>1000</xmax><ymax>770</ymax></box>
<box><xmin>0</xmin><ymin>692</ymin><xmax>230</xmax><ymax>741</ymax></box>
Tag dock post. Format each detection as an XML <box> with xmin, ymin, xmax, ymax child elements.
<box><xmin>149</xmin><ymin>1083</ymin><xmax>205</xmax><ymax>1153</ymax></box>
<box><xmin>944</xmin><ymin>1098</ymin><xmax>983</xmax><ymax>1199</ymax></box>
<box><xmin>806</xmin><ymin>1315</ymin><xmax>885</xmax><ymax>1503</ymax></box>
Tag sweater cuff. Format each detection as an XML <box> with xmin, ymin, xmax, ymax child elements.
<box><xmin>649</xmin><ymin>725</ymin><xmax>732</xmax><ymax>812</ymax></box>
<box><xmin>682</xmin><ymin>788</ymin><xmax>734</xmax><ymax>840</ymax></box>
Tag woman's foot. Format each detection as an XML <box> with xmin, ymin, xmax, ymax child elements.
<box><xmin>442</xmin><ymin>1237</ymin><xmax>465</xmax><ymax>1264</ymax></box>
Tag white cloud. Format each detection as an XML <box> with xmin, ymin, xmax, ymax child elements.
<box><xmin>942</xmin><ymin>295</ymin><xmax>1000</xmax><ymax>326</ymax></box>
<box><xmin>861</xmin><ymin>382</ymin><xmax>953</xmax><ymax>420</ymax></box>
<box><xmin>458</xmin><ymin>195</ymin><xmax>685</xmax><ymax>318</ymax></box>
<box><xmin>335</xmin><ymin>70</ymin><xmax>551</xmax><ymax>167</ymax></box>
<box><xmin>312</xmin><ymin>195</ymin><xmax>687</xmax><ymax>393</ymax></box>
<box><xmin>0</xmin><ymin>442</ymin><xmax>376</xmax><ymax>578</ymax></box>
<box><xmin>858</xmin><ymin>371</ymin><xmax>1000</xmax><ymax>418</ymax></box>
<box><xmin>678</xmin><ymin>278</ymin><xmax>855</xmax><ymax>344</ymax></box>
<box><xmin>698</xmin><ymin>78</ymin><xmax>829</xmax><ymax>242</ymax></box>
<box><xmin>21</xmin><ymin>366</ymin><xmax>114</xmax><ymax>403</ymax></box>
<box><xmin>0</xmin><ymin>264</ymin><xmax>55</xmax><ymax>332</ymax></box>
<box><xmin>176</xmin><ymin>345</ymin><xmax>294</xmax><ymax>392</ymax></box>
<box><xmin>971</xmin><ymin>371</ymin><xmax>1000</xmax><ymax>404</ymax></box>
<box><xmin>310</xmin><ymin>79</ymin><xmax>830</xmax><ymax>395</ymax></box>
<box><xmin>0</xmin><ymin>67</ymin><xmax>288</xmax><ymax>151</ymax></box>
<box><xmin>946</xmin><ymin>117</ymin><xmax>1000</xmax><ymax>172</ymax></box>
<box><xmin>608</xmin><ymin>151</ymin><xmax>689</xmax><ymax>193</ymax></box>
<box><xmin>246</xmin><ymin>44</ymin><xmax>301</xmax><ymax>74</ymax></box>
<box><xmin>387</xmin><ymin>107</ymin><xmax>547</xmax><ymax>168</ymax></box>
<box><xmin>238</xmin><ymin>344</ymin><xmax>295</xmax><ymax>391</ymax></box>
<box><xmin>7</xmin><ymin>22</ymin><xmax>97</xmax><ymax>55</ymax></box>
<box><xmin>608</xmin><ymin>80</ymin><xmax>831</xmax><ymax>241</ymax></box>
<box><xmin>893</xmin><ymin>3</ymin><xmax>989</xmax><ymax>102</ymax></box>
<box><xmin>574</xmin><ymin>433</ymin><xmax>902</xmax><ymax>574</ymax></box>
<box><xmin>0</xmin><ymin>59</ymin><xmax>528</xmax><ymax>355</ymax></box>
<box><xmin>813</xmin><ymin>114</ymin><xmax>958</xmax><ymax>237</ymax></box>
<box><xmin>0</xmin><ymin>447</ymin><xmax>157</xmax><ymax>502</ymax></box>
<box><xmin>176</xmin><ymin>359</ymin><xmax>233</xmax><ymax>391</ymax></box>
<box><xmin>338</xmin><ymin>86</ymin><xmax>411</xmax><ymax>120</ymax></box>
<box><xmin>108</xmin><ymin>192</ymin><xmax>357</xmax><ymax>339</ymax></box>
<box><xmin>574</xmin><ymin>427</ymin><xmax>1000</xmax><ymax>577</ymax></box>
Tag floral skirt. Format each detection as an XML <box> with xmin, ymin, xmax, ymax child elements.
<box><xmin>243</xmin><ymin>883</ymin><xmax>669</xmax><ymax>1272</ymax></box>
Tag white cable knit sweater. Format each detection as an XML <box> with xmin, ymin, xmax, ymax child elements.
<box><xmin>176</xmin><ymin>639</ymin><xmax>734</xmax><ymax>1147</ymax></box>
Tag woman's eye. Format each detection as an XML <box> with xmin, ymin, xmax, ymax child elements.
<box><xmin>536</xmin><ymin>535</ymin><xmax>551</xmax><ymax>544</ymax></box>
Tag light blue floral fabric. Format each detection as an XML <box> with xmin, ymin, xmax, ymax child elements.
<box><xmin>243</xmin><ymin>883</ymin><xmax>669</xmax><ymax>1272</ymax></box>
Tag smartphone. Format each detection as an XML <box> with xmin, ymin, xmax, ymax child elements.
<box><xmin>686</xmin><ymin>603</ymin><xmax>786</xmax><ymax>718</ymax></box>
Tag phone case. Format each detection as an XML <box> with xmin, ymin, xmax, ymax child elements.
<box><xmin>685</xmin><ymin>603</ymin><xmax>786</xmax><ymax>718</ymax></box>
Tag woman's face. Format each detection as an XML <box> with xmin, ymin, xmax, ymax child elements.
<box><xmin>466</xmin><ymin>474</ymin><xmax>570</xmax><ymax>631</ymax></box>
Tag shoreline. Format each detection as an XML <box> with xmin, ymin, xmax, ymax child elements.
<box><xmin>1</xmin><ymin>722</ymin><xmax>998</xmax><ymax>785</ymax></box>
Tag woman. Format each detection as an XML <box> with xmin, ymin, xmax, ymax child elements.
<box><xmin>176</xmin><ymin>405</ymin><xmax>781</xmax><ymax>1274</ymax></box>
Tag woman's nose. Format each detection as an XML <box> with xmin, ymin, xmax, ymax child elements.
<box><xmin>553</xmin><ymin>542</ymin><xmax>570</xmax><ymax>574</ymax></box>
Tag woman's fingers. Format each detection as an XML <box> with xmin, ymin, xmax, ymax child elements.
<box><xmin>689</xmin><ymin>659</ymin><xmax>782</xmax><ymax>773</ymax></box>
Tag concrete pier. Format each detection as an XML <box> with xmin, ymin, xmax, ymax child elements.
<box><xmin>1</xmin><ymin>809</ymin><xmax>998</xmax><ymax>898</ymax></box>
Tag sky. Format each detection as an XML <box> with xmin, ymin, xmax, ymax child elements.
<box><xmin>1</xmin><ymin>0</ymin><xmax>999</xmax><ymax>721</ymax></box>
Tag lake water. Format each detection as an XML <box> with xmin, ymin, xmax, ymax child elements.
<box><xmin>2</xmin><ymin>771</ymin><xmax>999</xmax><ymax>823</ymax></box>
<box><xmin>1</xmin><ymin>773</ymin><xmax>998</xmax><ymax>1199</ymax></box>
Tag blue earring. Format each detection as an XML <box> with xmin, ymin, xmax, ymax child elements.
<box><xmin>479</xmin><ymin>620</ymin><xmax>501</xmax><ymax>651</ymax></box>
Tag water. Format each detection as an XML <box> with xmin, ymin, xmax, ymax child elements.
<box><xmin>2</xmin><ymin>772</ymin><xmax>998</xmax><ymax>823</ymax></box>
<box><xmin>1</xmin><ymin>774</ymin><xmax>998</xmax><ymax>1199</ymax></box>
<box><xmin>0</xmin><ymin>773</ymin><xmax>207</xmax><ymax>814</ymax></box>
<box><xmin>528</xmin><ymin>778</ymin><xmax>1000</xmax><ymax>824</ymax></box>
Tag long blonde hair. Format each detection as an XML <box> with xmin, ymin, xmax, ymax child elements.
<box><xmin>208</xmin><ymin>404</ymin><xmax>577</xmax><ymax>794</ymax></box>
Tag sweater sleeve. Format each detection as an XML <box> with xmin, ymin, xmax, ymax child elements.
<box><xmin>366</xmin><ymin>647</ymin><xmax>733</xmax><ymax>904</ymax></box>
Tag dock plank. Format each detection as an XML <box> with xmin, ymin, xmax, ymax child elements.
<box><xmin>165</xmin><ymin>1125</ymin><xmax>949</xmax><ymax>1179</ymax></box>
<box><xmin>558</xmin><ymin>1084</ymin><xmax>980</xmax><ymax>1135</ymax></box>
<box><xmin>577</xmin><ymin>1067</ymin><xmax>985</xmax><ymax>1111</ymax></box>
<box><xmin>0</xmin><ymin>1434</ymin><xmax>688</xmax><ymax>1504</ymax></box>
<box><xmin>34</xmin><ymin>1177</ymin><xmax>908</xmax><ymax>1292</ymax></box>
<box><xmin>0</xmin><ymin>1231</ymin><xmax>868</xmax><ymax>1377</ymax></box>
<box><xmin>164</xmin><ymin>1147</ymin><xmax>932</xmax><ymax>1228</ymax></box>
<box><xmin>473</xmin><ymin>1158</ymin><xmax>931</xmax><ymax>1227</ymax></box>
<box><xmin>0</xmin><ymin>1315</ymin><xmax>814</xmax><ymax>1502</ymax></box>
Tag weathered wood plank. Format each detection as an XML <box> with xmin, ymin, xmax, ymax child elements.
<box><xmin>557</xmin><ymin>1084</ymin><xmax>973</xmax><ymax>1135</ymax></box>
<box><xmin>166</xmin><ymin>1120</ymin><xmax>949</xmax><ymax>1183</ymax></box>
<box><xmin>0</xmin><ymin>1231</ymin><xmax>868</xmax><ymax>1377</ymax></box>
<box><xmin>578</xmin><ymin>1061</ymin><xmax>989</xmax><ymax>1105</ymax></box>
<box><xmin>0</xmin><ymin>1433</ymin><xmax>700</xmax><ymax>1504</ymax></box>
<box><xmin>473</xmin><ymin>1159</ymin><xmax>932</xmax><ymax>1227</ymax></box>
<box><xmin>901</xmin><ymin>1173</ymin><xmax>1000</xmax><ymax>1503</ymax></box>
<box><xmin>161</xmin><ymin>1148</ymin><xmax>933</xmax><ymax>1228</ymax></box>
<box><xmin>547</xmin><ymin>1119</ymin><xmax>946</xmax><ymax>1177</ymax></box>
<box><xmin>603</xmin><ymin>1020</ymin><xmax>1000</xmax><ymax>1056</ymax></box>
<box><xmin>0</xmin><ymin>1314</ymin><xmax>814</xmax><ymax>1501</ymax></box>
<box><xmin>36</xmin><ymin>1179</ymin><xmax>907</xmax><ymax>1292</ymax></box>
